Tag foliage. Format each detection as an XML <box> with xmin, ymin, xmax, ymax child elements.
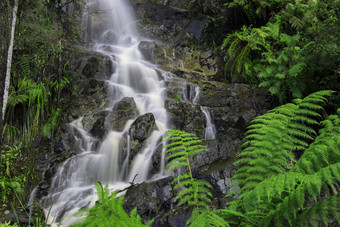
<box><xmin>221</xmin><ymin>90</ymin><xmax>340</xmax><ymax>226</ymax></box>
<box><xmin>0</xmin><ymin>144</ymin><xmax>25</xmax><ymax>202</ymax></box>
<box><xmin>180</xmin><ymin>0</ymin><xmax>223</xmax><ymax>15</ymax></box>
<box><xmin>163</xmin><ymin>130</ymin><xmax>212</xmax><ymax>209</ymax></box>
<box><xmin>0</xmin><ymin>222</ymin><xmax>19</xmax><ymax>227</ymax></box>
<box><xmin>186</xmin><ymin>209</ymin><xmax>234</xmax><ymax>227</ymax></box>
<box><xmin>222</xmin><ymin>0</ymin><xmax>340</xmax><ymax>102</ymax></box>
<box><xmin>3</xmin><ymin>78</ymin><xmax>48</xmax><ymax>144</ymax></box>
<box><xmin>70</xmin><ymin>183</ymin><xmax>153</xmax><ymax>227</ymax></box>
<box><xmin>222</xmin><ymin>19</ymin><xmax>311</xmax><ymax>102</ymax></box>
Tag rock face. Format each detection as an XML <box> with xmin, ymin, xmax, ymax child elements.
<box><xmin>165</xmin><ymin>99</ymin><xmax>205</xmax><ymax>137</ymax></box>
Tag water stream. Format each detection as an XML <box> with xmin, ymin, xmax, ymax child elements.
<box><xmin>41</xmin><ymin>0</ymin><xmax>168</xmax><ymax>225</ymax></box>
<box><xmin>182</xmin><ymin>83</ymin><xmax>216</xmax><ymax>140</ymax></box>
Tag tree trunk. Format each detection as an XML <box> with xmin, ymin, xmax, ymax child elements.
<box><xmin>0</xmin><ymin>0</ymin><xmax>11</xmax><ymax>145</ymax></box>
<box><xmin>2</xmin><ymin>0</ymin><xmax>18</xmax><ymax>121</ymax></box>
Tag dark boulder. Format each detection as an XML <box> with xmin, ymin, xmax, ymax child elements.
<box><xmin>128</xmin><ymin>113</ymin><xmax>158</xmax><ymax>159</ymax></box>
<box><xmin>129</xmin><ymin>113</ymin><xmax>157</xmax><ymax>142</ymax></box>
<box><xmin>107</xmin><ymin>97</ymin><xmax>139</xmax><ymax>131</ymax></box>
<box><xmin>82</xmin><ymin>57</ymin><xmax>100</xmax><ymax>78</ymax></box>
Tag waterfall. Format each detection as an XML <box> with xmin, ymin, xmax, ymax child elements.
<box><xmin>182</xmin><ymin>83</ymin><xmax>216</xmax><ymax>140</ymax></box>
<box><xmin>41</xmin><ymin>0</ymin><xmax>168</xmax><ymax>225</ymax></box>
<box><xmin>182</xmin><ymin>83</ymin><xmax>200</xmax><ymax>104</ymax></box>
<box><xmin>201</xmin><ymin>106</ymin><xmax>216</xmax><ymax>140</ymax></box>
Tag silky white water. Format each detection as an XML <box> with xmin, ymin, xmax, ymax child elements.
<box><xmin>41</xmin><ymin>0</ymin><xmax>168</xmax><ymax>225</ymax></box>
<box><xmin>201</xmin><ymin>106</ymin><xmax>216</xmax><ymax>140</ymax></box>
<box><xmin>182</xmin><ymin>83</ymin><xmax>216</xmax><ymax>140</ymax></box>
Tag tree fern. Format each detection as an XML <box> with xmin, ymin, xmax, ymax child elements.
<box><xmin>223</xmin><ymin>90</ymin><xmax>339</xmax><ymax>226</ymax></box>
<box><xmin>163</xmin><ymin>130</ymin><xmax>212</xmax><ymax>209</ymax></box>
<box><xmin>233</xmin><ymin>90</ymin><xmax>335</xmax><ymax>193</ymax></box>
<box><xmin>70</xmin><ymin>183</ymin><xmax>152</xmax><ymax>227</ymax></box>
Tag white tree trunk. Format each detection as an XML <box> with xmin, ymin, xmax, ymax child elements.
<box><xmin>2</xmin><ymin>0</ymin><xmax>18</xmax><ymax>120</ymax></box>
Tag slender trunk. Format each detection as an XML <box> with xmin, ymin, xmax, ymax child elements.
<box><xmin>2</xmin><ymin>0</ymin><xmax>18</xmax><ymax>120</ymax></box>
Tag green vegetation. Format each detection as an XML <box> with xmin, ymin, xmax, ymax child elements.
<box><xmin>70</xmin><ymin>183</ymin><xmax>153</xmax><ymax>227</ymax></box>
<box><xmin>0</xmin><ymin>144</ymin><xmax>25</xmax><ymax>203</ymax></box>
<box><xmin>0</xmin><ymin>0</ymin><xmax>338</xmax><ymax>225</ymax></box>
<box><xmin>0</xmin><ymin>0</ymin><xmax>80</xmax><ymax>222</ymax></box>
<box><xmin>222</xmin><ymin>90</ymin><xmax>340</xmax><ymax>226</ymax></box>
<box><xmin>164</xmin><ymin>91</ymin><xmax>339</xmax><ymax>226</ymax></box>
<box><xmin>163</xmin><ymin>130</ymin><xmax>212</xmax><ymax>209</ymax></box>
<box><xmin>222</xmin><ymin>0</ymin><xmax>340</xmax><ymax>102</ymax></box>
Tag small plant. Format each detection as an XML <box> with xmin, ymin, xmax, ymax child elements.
<box><xmin>70</xmin><ymin>183</ymin><xmax>152</xmax><ymax>227</ymax></box>
<box><xmin>0</xmin><ymin>144</ymin><xmax>25</xmax><ymax>202</ymax></box>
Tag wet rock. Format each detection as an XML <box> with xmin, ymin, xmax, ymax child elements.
<box><xmin>108</xmin><ymin>97</ymin><xmax>139</xmax><ymax>131</ymax></box>
<box><xmin>138</xmin><ymin>41</ymin><xmax>156</xmax><ymax>62</ymax></box>
<box><xmin>82</xmin><ymin>111</ymin><xmax>107</xmax><ymax>139</ymax></box>
<box><xmin>82</xmin><ymin>57</ymin><xmax>100</xmax><ymax>78</ymax></box>
<box><xmin>131</xmin><ymin>0</ymin><xmax>188</xmax><ymax>43</ymax></box>
<box><xmin>101</xmin><ymin>55</ymin><xmax>115</xmax><ymax>79</ymax></box>
<box><xmin>165</xmin><ymin>78</ymin><xmax>186</xmax><ymax>99</ymax></box>
<box><xmin>129</xmin><ymin>113</ymin><xmax>159</xmax><ymax>159</ymax></box>
<box><xmin>129</xmin><ymin>113</ymin><xmax>157</xmax><ymax>142</ymax></box>
<box><xmin>1</xmin><ymin>211</ymin><xmax>30</xmax><ymax>226</ymax></box>
<box><xmin>184</xmin><ymin>19</ymin><xmax>206</xmax><ymax>39</ymax></box>
<box><xmin>81</xmin><ymin>101</ymin><xmax>138</xmax><ymax>139</ymax></box>
<box><xmin>53</xmin><ymin>138</ymin><xmax>65</xmax><ymax>154</ymax></box>
<box><xmin>165</xmin><ymin>99</ymin><xmax>204</xmax><ymax>137</ymax></box>
<box><xmin>103</xmin><ymin>30</ymin><xmax>118</xmax><ymax>44</ymax></box>
<box><xmin>123</xmin><ymin>177</ymin><xmax>177</xmax><ymax>224</ymax></box>
<box><xmin>70</xmin><ymin>79</ymin><xmax>108</xmax><ymax>119</ymax></box>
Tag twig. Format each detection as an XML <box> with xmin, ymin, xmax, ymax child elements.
<box><xmin>116</xmin><ymin>174</ymin><xmax>139</xmax><ymax>193</ymax></box>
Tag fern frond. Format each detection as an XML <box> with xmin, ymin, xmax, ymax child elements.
<box><xmin>164</xmin><ymin>130</ymin><xmax>212</xmax><ymax>209</ymax></box>
<box><xmin>294</xmin><ymin>194</ymin><xmax>340</xmax><ymax>227</ymax></box>
<box><xmin>232</xmin><ymin>90</ymin><xmax>336</xmax><ymax>193</ymax></box>
<box><xmin>187</xmin><ymin>209</ymin><xmax>231</xmax><ymax>227</ymax></box>
<box><xmin>71</xmin><ymin>184</ymin><xmax>151</xmax><ymax>227</ymax></box>
<box><xmin>293</xmin><ymin>113</ymin><xmax>340</xmax><ymax>174</ymax></box>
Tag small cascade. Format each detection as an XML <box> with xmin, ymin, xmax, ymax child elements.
<box><xmin>182</xmin><ymin>83</ymin><xmax>200</xmax><ymax>104</ymax></box>
<box><xmin>40</xmin><ymin>0</ymin><xmax>169</xmax><ymax>225</ymax></box>
<box><xmin>182</xmin><ymin>83</ymin><xmax>216</xmax><ymax>140</ymax></box>
<box><xmin>201</xmin><ymin>106</ymin><xmax>216</xmax><ymax>140</ymax></box>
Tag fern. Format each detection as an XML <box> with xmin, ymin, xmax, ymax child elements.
<box><xmin>70</xmin><ymin>183</ymin><xmax>152</xmax><ymax>227</ymax></box>
<box><xmin>186</xmin><ymin>209</ymin><xmax>231</xmax><ymax>227</ymax></box>
<box><xmin>221</xmin><ymin>17</ymin><xmax>314</xmax><ymax>102</ymax></box>
<box><xmin>223</xmin><ymin>90</ymin><xmax>339</xmax><ymax>226</ymax></box>
<box><xmin>163</xmin><ymin>130</ymin><xmax>212</xmax><ymax>209</ymax></box>
<box><xmin>233</xmin><ymin>90</ymin><xmax>335</xmax><ymax>193</ymax></box>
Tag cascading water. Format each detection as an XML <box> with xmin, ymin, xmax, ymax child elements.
<box><xmin>182</xmin><ymin>83</ymin><xmax>216</xmax><ymax>140</ymax></box>
<box><xmin>182</xmin><ymin>83</ymin><xmax>200</xmax><ymax>105</ymax></box>
<box><xmin>41</xmin><ymin>0</ymin><xmax>168</xmax><ymax>225</ymax></box>
<box><xmin>201</xmin><ymin>106</ymin><xmax>216</xmax><ymax>140</ymax></box>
